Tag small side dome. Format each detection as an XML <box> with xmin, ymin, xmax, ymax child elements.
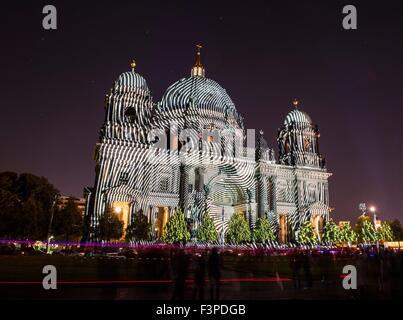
<box><xmin>284</xmin><ymin>99</ymin><xmax>312</xmax><ymax>126</ymax></box>
<box><xmin>284</xmin><ymin>109</ymin><xmax>312</xmax><ymax>126</ymax></box>
<box><xmin>112</xmin><ymin>60</ymin><xmax>149</xmax><ymax>94</ymax></box>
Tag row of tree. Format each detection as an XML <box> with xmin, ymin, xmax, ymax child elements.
<box><xmin>161</xmin><ymin>209</ymin><xmax>276</xmax><ymax>244</ymax></box>
<box><xmin>161</xmin><ymin>210</ymin><xmax>400</xmax><ymax>245</ymax></box>
<box><xmin>299</xmin><ymin>215</ymin><xmax>396</xmax><ymax>245</ymax></box>
<box><xmin>95</xmin><ymin>209</ymin><xmax>275</xmax><ymax>243</ymax></box>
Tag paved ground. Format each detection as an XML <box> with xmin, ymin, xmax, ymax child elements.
<box><xmin>0</xmin><ymin>252</ymin><xmax>401</xmax><ymax>300</ymax></box>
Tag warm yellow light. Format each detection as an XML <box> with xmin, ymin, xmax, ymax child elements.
<box><xmin>114</xmin><ymin>206</ymin><xmax>122</xmax><ymax>213</ymax></box>
<box><xmin>369</xmin><ymin>206</ymin><xmax>376</xmax><ymax>213</ymax></box>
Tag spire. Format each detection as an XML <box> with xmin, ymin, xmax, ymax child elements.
<box><xmin>191</xmin><ymin>44</ymin><xmax>205</xmax><ymax>77</ymax></box>
<box><xmin>130</xmin><ymin>59</ymin><xmax>136</xmax><ymax>72</ymax></box>
<box><xmin>195</xmin><ymin>44</ymin><xmax>202</xmax><ymax>67</ymax></box>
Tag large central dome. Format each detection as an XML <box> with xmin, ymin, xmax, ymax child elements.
<box><xmin>156</xmin><ymin>45</ymin><xmax>242</xmax><ymax>130</ymax></box>
<box><xmin>158</xmin><ymin>76</ymin><xmax>237</xmax><ymax>114</ymax></box>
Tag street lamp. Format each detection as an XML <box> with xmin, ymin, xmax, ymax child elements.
<box><xmin>369</xmin><ymin>205</ymin><xmax>379</xmax><ymax>250</ymax></box>
<box><xmin>369</xmin><ymin>206</ymin><xmax>377</xmax><ymax>226</ymax></box>
<box><xmin>46</xmin><ymin>194</ymin><xmax>59</xmax><ymax>254</ymax></box>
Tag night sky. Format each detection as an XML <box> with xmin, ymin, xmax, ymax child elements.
<box><xmin>1</xmin><ymin>0</ymin><xmax>402</xmax><ymax>222</ymax></box>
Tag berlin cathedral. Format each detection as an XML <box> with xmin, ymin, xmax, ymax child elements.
<box><xmin>83</xmin><ymin>46</ymin><xmax>332</xmax><ymax>243</ymax></box>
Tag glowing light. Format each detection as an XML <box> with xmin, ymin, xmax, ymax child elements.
<box><xmin>369</xmin><ymin>206</ymin><xmax>376</xmax><ymax>213</ymax></box>
<box><xmin>114</xmin><ymin>206</ymin><xmax>122</xmax><ymax>213</ymax></box>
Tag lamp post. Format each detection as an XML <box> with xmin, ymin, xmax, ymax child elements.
<box><xmin>46</xmin><ymin>194</ymin><xmax>59</xmax><ymax>254</ymax></box>
<box><xmin>369</xmin><ymin>206</ymin><xmax>379</xmax><ymax>250</ymax></box>
<box><xmin>369</xmin><ymin>206</ymin><xmax>377</xmax><ymax>223</ymax></box>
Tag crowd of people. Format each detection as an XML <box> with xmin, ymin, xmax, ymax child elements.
<box><xmin>167</xmin><ymin>246</ymin><xmax>403</xmax><ymax>300</ymax></box>
<box><xmin>1</xmin><ymin>241</ymin><xmax>403</xmax><ymax>299</ymax></box>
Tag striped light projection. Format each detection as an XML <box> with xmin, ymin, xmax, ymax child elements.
<box><xmin>84</xmin><ymin>48</ymin><xmax>332</xmax><ymax>243</ymax></box>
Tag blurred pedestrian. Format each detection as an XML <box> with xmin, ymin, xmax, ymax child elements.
<box><xmin>303</xmin><ymin>250</ymin><xmax>313</xmax><ymax>289</ymax></box>
<box><xmin>289</xmin><ymin>250</ymin><xmax>302</xmax><ymax>290</ymax></box>
<box><xmin>208</xmin><ymin>248</ymin><xmax>221</xmax><ymax>300</ymax></box>
<box><xmin>193</xmin><ymin>254</ymin><xmax>206</xmax><ymax>300</ymax></box>
<box><xmin>171</xmin><ymin>249</ymin><xmax>188</xmax><ymax>300</ymax></box>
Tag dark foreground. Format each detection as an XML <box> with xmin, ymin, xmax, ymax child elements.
<box><xmin>1</xmin><ymin>247</ymin><xmax>403</xmax><ymax>300</ymax></box>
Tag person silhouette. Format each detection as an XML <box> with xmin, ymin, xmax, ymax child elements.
<box><xmin>303</xmin><ymin>250</ymin><xmax>313</xmax><ymax>289</ymax></box>
<box><xmin>289</xmin><ymin>249</ymin><xmax>302</xmax><ymax>290</ymax></box>
<box><xmin>193</xmin><ymin>254</ymin><xmax>206</xmax><ymax>300</ymax></box>
<box><xmin>208</xmin><ymin>248</ymin><xmax>221</xmax><ymax>300</ymax></box>
<box><xmin>171</xmin><ymin>249</ymin><xmax>188</xmax><ymax>300</ymax></box>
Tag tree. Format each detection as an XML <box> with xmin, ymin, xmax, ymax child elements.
<box><xmin>125</xmin><ymin>212</ymin><xmax>151</xmax><ymax>242</ymax></box>
<box><xmin>0</xmin><ymin>188</ymin><xmax>21</xmax><ymax>238</ymax></box>
<box><xmin>322</xmin><ymin>219</ymin><xmax>340</xmax><ymax>244</ymax></box>
<box><xmin>225</xmin><ymin>213</ymin><xmax>251</xmax><ymax>243</ymax></box>
<box><xmin>0</xmin><ymin>172</ymin><xmax>59</xmax><ymax>240</ymax></box>
<box><xmin>53</xmin><ymin>197</ymin><xmax>83</xmax><ymax>241</ymax></box>
<box><xmin>355</xmin><ymin>215</ymin><xmax>371</xmax><ymax>239</ymax></box>
<box><xmin>387</xmin><ymin>220</ymin><xmax>403</xmax><ymax>241</ymax></box>
<box><xmin>196</xmin><ymin>213</ymin><xmax>218</xmax><ymax>242</ymax></box>
<box><xmin>98</xmin><ymin>209</ymin><xmax>124</xmax><ymax>241</ymax></box>
<box><xmin>377</xmin><ymin>222</ymin><xmax>394</xmax><ymax>242</ymax></box>
<box><xmin>360</xmin><ymin>219</ymin><xmax>377</xmax><ymax>243</ymax></box>
<box><xmin>163</xmin><ymin>208</ymin><xmax>190</xmax><ymax>243</ymax></box>
<box><xmin>339</xmin><ymin>222</ymin><xmax>357</xmax><ymax>244</ymax></box>
<box><xmin>252</xmin><ymin>217</ymin><xmax>275</xmax><ymax>243</ymax></box>
<box><xmin>297</xmin><ymin>220</ymin><xmax>317</xmax><ymax>244</ymax></box>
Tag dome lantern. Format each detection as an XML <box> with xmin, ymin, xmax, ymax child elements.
<box><xmin>130</xmin><ymin>59</ymin><xmax>136</xmax><ymax>72</ymax></box>
<box><xmin>292</xmin><ymin>98</ymin><xmax>299</xmax><ymax>109</ymax></box>
<box><xmin>191</xmin><ymin>44</ymin><xmax>205</xmax><ymax>77</ymax></box>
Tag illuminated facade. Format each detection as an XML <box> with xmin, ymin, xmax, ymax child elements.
<box><xmin>83</xmin><ymin>47</ymin><xmax>332</xmax><ymax>242</ymax></box>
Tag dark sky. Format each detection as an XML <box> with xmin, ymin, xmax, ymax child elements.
<box><xmin>1</xmin><ymin>0</ymin><xmax>402</xmax><ymax>222</ymax></box>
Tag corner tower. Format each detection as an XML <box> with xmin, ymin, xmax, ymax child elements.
<box><xmin>277</xmin><ymin>99</ymin><xmax>325</xmax><ymax>168</ymax></box>
<box><xmin>83</xmin><ymin>61</ymin><xmax>155</xmax><ymax>241</ymax></box>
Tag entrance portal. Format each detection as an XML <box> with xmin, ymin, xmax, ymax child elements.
<box><xmin>155</xmin><ymin>207</ymin><xmax>169</xmax><ymax>238</ymax></box>
<box><xmin>279</xmin><ymin>214</ymin><xmax>288</xmax><ymax>243</ymax></box>
<box><xmin>312</xmin><ymin>215</ymin><xmax>324</xmax><ymax>240</ymax></box>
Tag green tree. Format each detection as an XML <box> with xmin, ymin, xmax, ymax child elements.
<box><xmin>125</xmin><ymin>212</ymin><xmax>151</xmax><ymax>242</ymax></box>
<box><xmin>196</xmin><ymin>213</ymin><xmax>218</xmax><ymax>242</ymax></box>
<box><xmin>322</xmin><ymin>219</ymin><xmax>340</xmax><ymax>244</ymax></box>
<box><xmin>98</xmin><ymin>209</ymin><xmax>124</xmax><ymax>241</ymax></box>
<box><xmin>225</xmin><ymin>213</ymin><xmax>251</xmax><ymax>243</ymax></box>
<box><xmin>0</xmin><ymin>188</ymin><xmax>22</xmax><ymax>238</ymax></box>
<box><xmin>377</xmin><ymin>222</ymin><xmax>394</xmax><ymax>242</ymax></box>
<box><xmin>339</xmin><ymin>222</ymin><xmax>357</xmax><ymax>243</ymax></box>
<box><xmin>360</xmin><ymin>219</ymin><xmax>377</xmax><ymax>243</ymax></box>
<box><xmin>163</xmin><ymin>208</ymin><xmax>190</xmax><ymax>243</ymax></box>
<box><xmin>54</xmin><ymin>197</ymin><xmax>83</xmax><ymax>241</ymax></box>
<box><xmin>0</xmin><ymin>172</ymin><xmax>59</xmax><ymax>239</ymax></box>
<box><xmin>355</xmin><ymin>215</ymin><xmax>371</xmax><ymax>237</ymax></box>
<box><xmin>386</xmin><ymin>220</ymin><xmax>403</xmax><ymax>241</ymax></box>
<box><xmin>252</xmin><ymin>217</ymin><xmax>275</xmax><ymax>243</ymax></box>
<box><xmin>297</xmin><ymin>220</ymin><xmax>317</xmax><ymax>244</ymax></box>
